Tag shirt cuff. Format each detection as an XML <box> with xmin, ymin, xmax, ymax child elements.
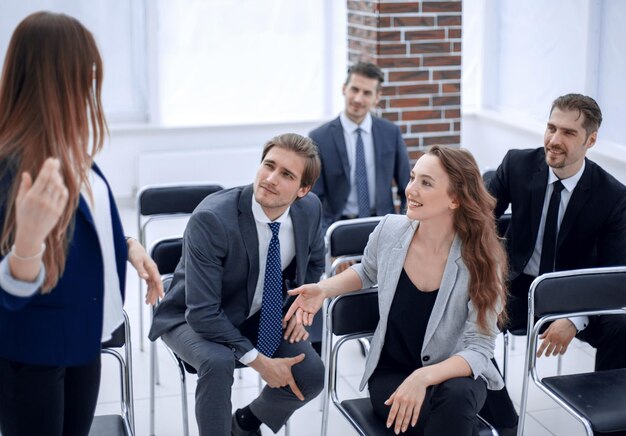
<box><xmin>0</xmin><ymin>256</ymin><xmax>45</xmax><ymax>297</ymax></box>
<box><xmin>568</xmin><ymin>316</ymin><xmax>589</xmax><ymax>333</ymax></box>
<box><xmin>238</xmin><ymin>348</ymin><xmax>259</xmax><ymax>365</ymax></box>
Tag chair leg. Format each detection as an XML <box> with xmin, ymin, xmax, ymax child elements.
<box><xmin>180</xmin><ymin>368</ymin><xmax>190</xmax><ymax>436</ymax></box>
<box><xmin>150</xmin><ymin>340</ymin><xmax>157</xmax><ymax>435</ymax></box>
<box><xmin>284</xmin><ymin>420</ymin><xmax>290</xmax><ymax>436</ymax></box>
<box><xmin>502</xmin><ymin>331</ymin><xmax>509</xmax><ymax>384</ymax></box>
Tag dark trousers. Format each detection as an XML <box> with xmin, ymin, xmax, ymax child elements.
<box><xmin>369</xmin><ymin>369</ymin><xmax>487</xmax><ymax>436</ymax></box>
<box><xmin>0</xmin><ymin>355</ymin><xmax>101</xmax><ymax>436</ymax></box>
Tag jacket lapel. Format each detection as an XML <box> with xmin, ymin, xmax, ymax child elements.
<box><xmin>289</xmin><ymin>200</ymin><xmax>309</xmax><ymax>286</ymax></box>
<box><xmin>422</xmin><ymin>235</ymin><xmax>462</xmax><ymax>348</ymax></box>
<box><xmin>238</xmin><ymin>185</ymin><xmax>260</xmax><ymax>308</ymax></box>
<box><xmin>331</xmin><ymin>117</ymin><xmax>351</xmax><ymax>180</ymax></box>
<box><xmin>530</xmin><ymin>162</ymin><xmax>548</xmax><ymax>244</ymax></box>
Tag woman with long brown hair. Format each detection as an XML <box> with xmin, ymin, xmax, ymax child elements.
<box><xmin>286</xmin><ymin>145</ymin><xmax>508</xmax><ymax>435</ymax></box>
<box><xmin>0</xmin><ymin>11</ymin><xmax>162</xmax><ymax>436</ymax></box>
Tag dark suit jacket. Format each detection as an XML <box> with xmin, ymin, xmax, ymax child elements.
<box><xmin>0</xmin><ymin>163</ymin><xmax>127</xmax><ymax>366</ymax></box>
<box><xmin>488</xmin><ymin>147</ymin><xmax>626</xmax><ymax>280</ymax></box>
<box><xmin>149</xmin><ymin>184</ymin><xmax>325</xmax><ymax>359</ymax></box>
<box><xmin>309</xmin><ymin>115</ymin><xmax>410</xmax><ymax>229</ymax></box>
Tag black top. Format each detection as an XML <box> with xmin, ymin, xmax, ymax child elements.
<box><xmin>376</xmin><ymin>268</ymin><xmax>439</xmax><ymax>372</ymax></box>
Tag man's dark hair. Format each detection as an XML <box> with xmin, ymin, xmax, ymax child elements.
<box><xmin>550</xmin><ymin>94</ymin><xmax>602</xmax><ymax>136</ymax></box>
<box><xmin>344</xmin><ymin>62</ymin><xmax>384</xmax><ymax>91</ymax></box>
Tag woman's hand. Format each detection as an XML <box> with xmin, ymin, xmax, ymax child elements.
<box><xmin>126</xmin><ymin>238</ymin><xmax>163</xmax><ymax>305</ymax></box>
<box><xmin>284</xmin><ymin>283</ymin><xmax>327</xmax><ymax>326</ymax></box>
<box><xmin>385</xmin><ymin>369</ymin><xmax>429</xmax><ymax>434</ymax></box>
<box><xmin>13</xmin><ymin>158</ymin><xmax>69</xmax><ymax>254</ymax></box>
<box><xmin>282</xmin><ymin>315</ymin><xmax>310</xmax><ymax>343</ymax></box>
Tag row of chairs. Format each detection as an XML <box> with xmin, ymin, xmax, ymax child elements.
<box><xmin>138</xmin><ymin>183</ymin><xmax>626</xmax><ymax>435</ymax></box>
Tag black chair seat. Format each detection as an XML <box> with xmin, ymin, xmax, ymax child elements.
<box><xmin>101</xmin><ymin>321</ymin><xmax>126</xmax><ymax>349</ymax></box>
<box><xmin>89</xmin><ymin>415</ymin><xmax>127</xmax><ymax>436</ymax></box>
<box><xmin>341</xmin><ymin>398</ymin><xmax>496</xmax><ymax>436</ymax></box>
<box><xmin>542</xmin><ymin>368</ymin><xmax>626</xmax><ymax>433</ymax></box>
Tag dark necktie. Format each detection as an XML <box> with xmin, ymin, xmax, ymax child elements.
<box><xmin>539</xmin><ymin>180</ymin><xmax>565</xmax><ymax>275</ymax></box>
<box><xmin>257</xmin><ymin>222</ymin><xmax>283</xmax><ymax>357</ymax></box>
<box><xmin>355</xmin><ymin>128</ymin><xmax>370</xmax><ymax>218</ymax></box>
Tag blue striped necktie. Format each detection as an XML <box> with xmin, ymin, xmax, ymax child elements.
<box><xmin>355</xmin><ymin>127</ymin><xmax>370</xmax><ymax>218</ymax></box>
<box><xmin>257</xmin><ymin>222</ymin><xmax>283</xmax><ymax>357</ymax></box>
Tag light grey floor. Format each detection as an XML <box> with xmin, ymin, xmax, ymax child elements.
<box><xmin>96</xmin><ymin>202</ymin><xmax>596</xmax><ymax>435</ymax></box>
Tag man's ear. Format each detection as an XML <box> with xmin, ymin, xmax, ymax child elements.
<box><xmin>586</xmin><ymin>131</ymin><xmax>597</xmax><ymax>150</ymax></box>
<box><xmin>297</xmin><ymin>185</ymin><xmax>312</xmax><ymax>199</ymax></box>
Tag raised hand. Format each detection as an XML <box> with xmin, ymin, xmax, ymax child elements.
<box><xmin>13</xmin><ymin>158</ymin><xmax>69</xmax><ymax>254</ymax></box>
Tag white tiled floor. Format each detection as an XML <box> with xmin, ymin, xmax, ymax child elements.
<box><xmin>97</xmin><ymin>202</ymin><xmax>595</xmax><ymax>435</ymax></box>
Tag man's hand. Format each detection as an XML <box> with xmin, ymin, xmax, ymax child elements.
<box><xmin>537</xmin><ymin>319</ymin><xmax>577</xmax><ymax>358</ymax></box>
<box><xmin>285</xmin><ymin>284</ymin><xmax>327</xmax><ymax>326</ymax></box>
<box><xmin>248</xmin><ymin>353</ymin><xmax>306</xmax><ymax>401</ymax></box>
<box><xmin>283</xmin><ymin>316</ymin><xmax>309</xmax><ymax>343</ymax></box>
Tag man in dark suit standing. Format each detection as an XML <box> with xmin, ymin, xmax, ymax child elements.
<box><xmin>309</xmin><ymin>62</ymin><xmax>410</xmax><ymax>232</ymax></box>
<box><xmin>149</xmin><ymin>134</ymin><xmax>325</xmax><ymax>436</ymax></box>
<box><xmin>486</xmin><ymin>94</ymin><xmax>626</xmax><ymax>434</ymax></box>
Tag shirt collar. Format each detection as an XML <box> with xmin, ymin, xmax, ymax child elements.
<box><xmin>340</xmin><ymin>111</ymin><xmax>373</xmax><ymax>135</ymax></box>
<box><xmin>251</xmin><ymin>194</ymin><xmax>290</xmax><ymax>224</ymax></box>
<box><xmin>548</xmin><ymin>160</ymin><xmax>586</xmax><ymax>192</ymax></box>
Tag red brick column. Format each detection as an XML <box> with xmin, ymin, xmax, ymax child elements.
<box><xmin>347</xmin><ymin>0</ymin><xmax>462</xmax><ymax>159</ymax></box>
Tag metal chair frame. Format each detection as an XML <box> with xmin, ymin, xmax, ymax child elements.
<box><xmin>90</xmin><ymin>311</ymin><xmax>135</xmax><ymax>436</ymax></box>
<box><xmin>518</xmin><ymin>266</ymin><xmax>626</xmax><ymax>436</ymax></box>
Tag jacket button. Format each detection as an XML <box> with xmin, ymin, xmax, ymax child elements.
<box><xmin>422</xmin><ymin>356</ymin><xmax>430</xmax><ymax>362</ymax></box>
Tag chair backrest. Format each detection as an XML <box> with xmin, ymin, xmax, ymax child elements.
<box><xmin>496</xmin><ymin>213</ymin><xmax>511</xmax><ymax>238</ymax></box>
<box><xmin>530</xmin><ymin>266</ymin><xmax>626</xmax><ymax>320</ymax></box>
<box><xmin>325</xmin><ymin>217</ymin><xmax>382</xmax><ymax>277</ymax></box>
<box><xmin>327</xmin><ymin>288</ymin><xmax>379</xmax><ymax>336</ymax></box>
<box><xmin>482</xmin><ymin>169</ymin><xmax>496</xmax><ymax>186</ymax></box>
<box><xmin>150</xmin><ymin>237</ymin><xmax>184</xmax><ymax>277</ymax></box>
<box><xmin>137</xmin><ymin>183</ymin><xmax>223</xmax><ymax>217</ymax></box>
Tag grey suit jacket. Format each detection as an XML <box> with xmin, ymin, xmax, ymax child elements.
<box><xmin>309</xmin><ymin>116</ymin><xmax>410</xmax><ymax>230</ymax></box>
<box><xmin>149</xmin><ymin>184</ymin><xmax>325</xmax><ymax>359</ymax></box>
<box><xmin>352</xmin><ymin>214</ymin><xmax>504</xmax><ymax>391</ymax></box>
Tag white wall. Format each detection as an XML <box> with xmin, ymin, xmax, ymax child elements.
<box><xmin>97</xmin><ymin>120</ymin><xmax>324</xmax><ymax>199</ymax></box>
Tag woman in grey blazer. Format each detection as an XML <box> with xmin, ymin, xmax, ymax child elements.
<box><xmin>287</xmin><ymin>145</ymin><xmax>508</xmax><ymax>435</ymax></box>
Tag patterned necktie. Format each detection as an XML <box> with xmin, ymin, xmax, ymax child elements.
<box><xmin>355</xmin><ymin>128</ymin><xmax>370</xmax><ymax>218</ymax></box>
<box><xmin>539</xmin><ymin>180</ymin><xmax>565</xmax><ymax>275</ymax></box>
<box><xmin>257</xmin><ymin>222</ymin><xmax>283</xmax><ymax>357</ymax></box>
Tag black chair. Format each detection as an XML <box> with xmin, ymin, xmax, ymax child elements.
<box><xmin>149</xmin><ymin>237</ymin><xmax>289</xmax><ymax>436</ymax></box>
<box><xmin>324</xmin><ymin>217</ymin><xmax>383</xmax><ymax>278</ymax></box>
<box><xmin>317</xmin><ymin>217</ymin><xmax>382</xmax><ymax>359</ymax></box>
<box><xmin>136</xmin><ymin>183</ymin><xmax>223</xmax><ymax>351</ymax></box>
<box><xmin>89</xmin><ymin>311</ymin><xmax>135</xmax><ymax>436</ymax></box>
<box><xmin>320</xmin><ymin>289</ymin><xmax>499</xmax><ymax>436</ymax></box>
<box><xmin>518</xmin><ymin>266</ymin><xmax>626</xmax><ymax>436</ymax></box>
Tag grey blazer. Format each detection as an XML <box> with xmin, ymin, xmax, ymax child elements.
<box><xmin>149</xmin><ymin>184</ymin><xmax>325</xmax><ymax>359</ymax></box>
<box><xmin>352</xmin><ymin>214</ymin><xmax>504</xmax><ymax>391</ymax></box>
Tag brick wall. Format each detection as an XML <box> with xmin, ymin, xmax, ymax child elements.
<box><xmin>347</xmin><ymin>0</ymin><xmax>462</xmax><ymax>160</ymax></box>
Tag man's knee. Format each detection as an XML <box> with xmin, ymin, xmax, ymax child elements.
<box><xmin>293</xmin><ymin>352</ymin><xmax>325</xmax><ymax>400</ymax></box>
<box><xmin>197</xmin><ymin>351</ymin><xmax>236</xmax><ymax>380</ymax></box>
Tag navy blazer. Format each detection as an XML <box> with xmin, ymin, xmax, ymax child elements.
<box><xmin>488</xmin><ymin>147</ymin><xmax>626</xmax><ymax>279</ymax></box>
<box><xmin>309</xmin><ymin>115</ymin><xmax>410</xmax><ymax>230</ymax></box>
<box><xmin>0</xmin><ymin>163</ymin><xmax>127</xmax><ymax>366</ymax></box>
<box><xmin>149</xmin><ymin>184</ymin><xmax>325</xmax><ymax>359</ymax></box>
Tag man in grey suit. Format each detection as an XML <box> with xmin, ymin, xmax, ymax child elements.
<box><xmin>309</xmin><ymin>61</ymin><xmax>411</xmax><ymax>232</ymax></box>
<box><xmin>149</xmin><ymin>133</ymin><xmax>325</xmax><ymax>436</ymax></box>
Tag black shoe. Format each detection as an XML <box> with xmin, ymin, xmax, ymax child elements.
<box><xmin>231</xmin><ymin>413</ymin><xmax>262</xmax><ymax>436</ymax></box>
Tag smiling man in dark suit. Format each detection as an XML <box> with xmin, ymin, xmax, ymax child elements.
<box><xmin>309</xmin><ymin>62</ymin><xmax>410</xmax><ymax>232</ymax></box>
<box><xmin>486</xmin><ymin>94</ymin><xmax>626</xmax><ymax>435</ymax></box>
<box><xmin>149</xmin><ymin>133</ymin><xmax>325</xmax><ymax>436</ymax></box>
